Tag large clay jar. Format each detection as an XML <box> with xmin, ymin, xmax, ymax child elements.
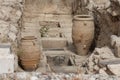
<box><xmin>19</xmin><ymin>36</ymin><xmax>41</xmax><ymax>71</ymax></box>
<box><xmin>72</xmin><ymin>15</ymin><xmax>94</xmax><ymax>56</ymax></box>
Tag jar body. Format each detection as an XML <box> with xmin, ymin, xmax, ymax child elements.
<box><xmin>72</xmin><ymin>15</ymin><xmax>94</xmax><ymax>56</ymax></box>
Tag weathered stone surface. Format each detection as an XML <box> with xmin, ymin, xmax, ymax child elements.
<box><xmin>0</xmin><ymin>43</ymin><xmax>11</xmax><ymax>55</ymax></box>
<box><xmin>99</xmin><ymin>58</ymin><xmax>120</xmax><ymax>67</ymax></box>
<box><xmin>0</xmin><ymin>0</ymin><xmax>23</xmax><ymax>53</ymax></box>
<box><xmin>111</xmin><ymin>35</ymin><xmax>120</xmax><ymax>57</ymax></box>
<box><xmin>94</xmin><ymin>47</ymin><xmax>115</xmax><ymax>59</ymax></box>
<box><xmin>8</xmin><ymin>32</ymin><xmax>16</xmax><ymax>41</ymax></box>
<box><xmin>9</xmin><ymin>24</ymin><xmax>18</xmax><ymax>34</ymax></box>
<box><xmin>82</xmin><ymin>46</ymin><xmax>116</xmax><ymax>74</ymax></box>
<box><xmin>41</xmin><ymin>37</ymin><xmax>67</xmax><ymax>49</ymax></box>
<box><xmin>99</xmin><ymin>69</ymin><xmax>108</xmax><ymax>75</ymax></box>
<box><xmin>0</xmin><ymin>54</ymin><xmax>14</xmax><ymax>74</ymax></box>
<box><xmin>107</xmin><ymin>64</ymin><xmax>120</xmax><ymax>76</ymax></box>
<box><xmin>25</xmin><ymin>0</ymin><xmax>74</xmax><ymax>14</ymax></box>
<box><xmin>0</xmin><ymin>73</ymin><xmax>119</xmax><ymax>80</ymax></box>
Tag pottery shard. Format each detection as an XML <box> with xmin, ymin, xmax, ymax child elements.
<box><xmin>94</xmin><ymin>47</ymin><xmax>115</xmax><ymax>59</ymax></box>
<box><xmin>107</xmin><ymin>64</ymin><xmax>120</xmax><ymax>76</ymax></box>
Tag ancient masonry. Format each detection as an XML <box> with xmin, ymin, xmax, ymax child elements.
<box><xmin>1</xmin><ymin>0</ymin><xmax>120</xmax><ymax>80</ymax></box>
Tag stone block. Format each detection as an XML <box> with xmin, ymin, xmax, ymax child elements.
<box><xmin>94</xmin><ymin>47</ymin><xmax>115</xmax><ymax>59</ymax></box>
<box><xmin>107</xmin><ymin>64</ymin><xmax>120</xmax><ymax>76</ymax></box>
<box><xmin>99</xmin><ymin>58</ymin><xmax>120</xmax><ymax>67</ymax></box>
<box><xmin>41</xmin><ymin>37</ymin><xmax>67</xmax><ymax>49</ymax></box>
<box><xmin>0</xmin><ymin>43</ymin><xmax>11</xmax><ymax>55</ymax></box>
<box><xmin>111</xmin><ymin>35</ymin><xmax>120</xmax><ymax>57</ymax></box>
<box><xmin>0</xmin><ymin>54</ymin><xmax>14</xmax><ymax>74</ymax></box>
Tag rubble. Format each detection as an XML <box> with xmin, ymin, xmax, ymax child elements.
<box><xmin>0</xmin><ymin>72</ymin><xmax>119</xmax><ymax>80</ymax></box>
<box><xmin>82</xmin><ymin>46</ymin><xmax>116</xmax><ymax>74</ymax></box>
<box><xmin>94</xmin><ymin>47</ymin><xmax>115</xmax><ymax>59</ymax></box>
<box><xmin>99</xmin><ymin>69</ymin><xmax>108</xmax><ymax>75</ymax></box>
<box><xmin>107</xmin><ymin>64</ymin><xmax>120</xmax><ymax>76</ymax></box>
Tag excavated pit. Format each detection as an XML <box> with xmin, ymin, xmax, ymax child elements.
<box><xmin>17</xmin><ymin>0</ymin><xmax>120</xmax><ymax>75</ymax></box>
<box><xmin>1</xmin><ymin>0</ymin><xmax>120</xmax><ymax>79</ymax></box>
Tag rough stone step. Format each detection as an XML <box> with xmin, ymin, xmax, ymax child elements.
<box><xmin>22</xmin><ymin>22</ymin><xmax>39</xmax><ymax>27</ymax></box>
<box><xmin>23</xmin><ymin>17</ymin><xmax>72</xmax><ymax>22</ymax></box>
<box><xmin>23</xmin><ymin>27</ymin><xmax>41</xmax><ymax>30</ymax></box>
<box><xmin>21</xmin><ymin>32</ymin><xmax>40</xmax><ymax>38</ymax></box>
<box><xmin>44</xmin><ymin>50</ymin><xmax>70</xmax><ymax>56</ymax></box>
<box><xmin>23</xmin><ymin>15</ymin><xmax>72</xmax><ymax>23</ymax></box>
<box><xmin>24</xmin><ymin>11</ymin><xmax>73</xmax><ymax>18</ymax></box>
<box><xmin>61</xmin><ymin>28</ymin><xmax>72</xmax><ymax>33</ymax></box>
<box><xmin>50</xmin><ymin>66</ymin><xmax>79</xmax><ymax>73</ymax></box>
<box><xmin>41</xmin><ymin>37</ymin><xmax>67</xmax><ymax>49</ymax></box>
<box><xmin>60</xmin><ymin>23</ymin><xmax>73</xmax><ymax>28</ymax></box>
<box><xmin>23</xmin><ymin>10</ymin><xmax>71</xmax><ymax>15</ymax></box>
<box><xmin>99</xmin><ymin>58</ymin><xmax>120</xmax><ymax>67</ymax></box>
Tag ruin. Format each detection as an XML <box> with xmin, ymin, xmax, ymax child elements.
<box><xmin>0</xmin><ymin>0</ymin><xmax>120</xmax><ymax>80</ymax></box>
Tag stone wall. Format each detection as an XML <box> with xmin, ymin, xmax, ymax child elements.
<box><xmin>24</xmin><ymin>0</ymin><xmax>74</xmax><ymax>14</ymax></box>
<box><xmin>0</xmin><ymin>0</ymin><xmax>23</xmax><ymax>52</ymax></box>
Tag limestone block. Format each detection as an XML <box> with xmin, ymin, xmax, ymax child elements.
<box><xmin>99</xmin><ymin>69</ymin><xmax>108</xmax><ymax>75</ymax></box>
<box><xmin>94</xmin><ymin>47</ymin><xmax>115</xmax><ymax>59</ymax></box>
<box><xmin>0</xmin><ymin>43</ymin><xmax>11</xmax><ymax>55</ymax></box>
<box><xmin>41</xmin><ymin>37</ymin><xmax>67</xmax><ymax>49</ymax></box>
<box><xmin>107</xmin><ymin>64</ymin><xmax>120</xmax><ymax>76</ymax></box>
<box><xmin>111</xmin><ymin>35</ymin><xmax>120</xmax><ymax>57</ymax></box>
<box><xmin>0</xmin><ymin>54</ymin><xmax>14</xmax><ymax>74</ymax></box>
<box><xmin>99</xmin><ymin>58</ymin><xmax>120</xmax><ymax>67</ymax></box>
<box><xmin>111</xmin><ymin>35</ymin><xmax>119</xmax><ymax>47</ymax></box>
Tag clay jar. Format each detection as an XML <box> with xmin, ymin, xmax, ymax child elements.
<box><xmin>19</xmin><ymin>36</ymin><xmax>40</xmax><ymax>71</ymax></box>
<box><xmin>72</xmin><ymin>15</ymin><xmax>94</xmax><ymax>56</ymax></box>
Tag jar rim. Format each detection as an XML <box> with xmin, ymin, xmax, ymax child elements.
<box><xmin>73</xmin><ymin>15</ymin><xmax>94</xmax><ymax>21</ymax></box>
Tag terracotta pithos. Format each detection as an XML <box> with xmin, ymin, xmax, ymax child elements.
<box><xmin>72</xmin><ymin>15</ymin><xmax>94</xmax><ymax>56</ymax></box>
<box><xmin>19</xmin><ymin>36</ymin><xmax>40</xmax><ymax>71</ymax></box>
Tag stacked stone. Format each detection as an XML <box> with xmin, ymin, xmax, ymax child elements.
<box><xmin>0</xmin><ymin>0</ymin><xmax>23</xmax><ymax>48</ymax></box>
